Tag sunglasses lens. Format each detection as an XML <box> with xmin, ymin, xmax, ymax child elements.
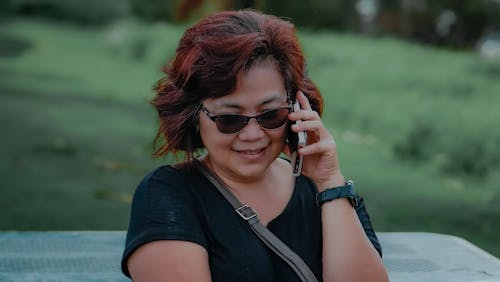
<box><xmin>215</xmin><ymin>115</ymin><xmax>248</xmax><ymax>134</ymax></box>
<box><xmin>210</xmin><ymin>108</ymin><xmax>290</xmax><ymax>134</ymax></box>
<box><xmin>258</xmin><ymin>108</ymin><xmax>290</xmax><ymax>129</ymax></box>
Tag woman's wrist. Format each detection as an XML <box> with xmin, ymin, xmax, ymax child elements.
<box><xmin>315</xmin><ymin>173</ymin><xmax>346</xmax><ymax>193</ymax></box>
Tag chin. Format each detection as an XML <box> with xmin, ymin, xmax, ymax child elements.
<box><xmin>232</xmin><ymin>165</ymin><xmax>268</xmax><ymax>181</ymax></box>
<box><xmin>230</xmin><ymin>152</ymin><xmax>278</xmax><ymax>179</ymax></box>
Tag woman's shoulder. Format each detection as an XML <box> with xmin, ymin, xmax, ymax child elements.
<box><xmin>139</xmin><ymin>161</ymin><xmax>198</xmax><ymax>185</ymax></box>
<box><xmin>132</xmin><ymin>162</ymin><xmax>202</xmax><ymax>202</ymax></box>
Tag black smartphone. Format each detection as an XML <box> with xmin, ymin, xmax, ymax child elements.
<box><xmin>289</xmin><ymin>100</ymin><xmax>307</xmax><ymax>176</ymax></box>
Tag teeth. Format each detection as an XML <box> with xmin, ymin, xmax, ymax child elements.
<box><xmin>239</xmin><ymin>149</ymin><xmax>263</xmax><ymax>155</ymax></box>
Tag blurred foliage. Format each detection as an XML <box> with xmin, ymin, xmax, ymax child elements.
<box><xmin>377</xmin><ymin>0</ymin><xmax>500</xmax><ymax>48</ymax></box>
<box><xmin>264</xmin><ymin>0</ymin><xmax>357</xmax><ymax>30</ymax></box>
<box><xmin>129</xmin><ymin>0</ymin><xmax>177</xmax><ymax>22</ymax></box>
<box><xmin>393</xmin><ymin>121</ymin><xmax>437</xmax><ymax>162</ymax></box>
<box><xmin>0</xmin><ymin>34</ymin><xmax>33</xmax><ymax>57</ymax></box>
<box><xmin>265</xmin><ymin>0</ymin><xmax>500</xmax><ymax>48</ymax></box>
<box><xmin>2</xmin><ymin>0</ymin><xmax>130</xmax><ymax>25</ymax></box>
<box><xmin>2</xmin><ymin>0</ymin><xmax>500</xmax><ymax>48</ymax></box>
<box><xmin>393</xmin><ymin>121</ymin><xmax>500</xmax><ymax>177</ymax></box>
<box><xmin>129</xmin><ymin>0</ymin><xmax>263</xmax><ymax>23</ymax></box>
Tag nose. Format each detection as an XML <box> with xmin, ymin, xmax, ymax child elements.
<box><xmin>238</xmin><ymin>117</ymin><xmax>265</xmax><ymax>140</ymax></box>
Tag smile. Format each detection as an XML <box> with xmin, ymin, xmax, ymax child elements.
<box><xmin>234</xmin><ymin>147</ymin><xmax>267</xmax><ymax>160</ymax></box>
<box><xmin>236</xmin><ymin>148</ymin><xmax>265</xmax><ymax>155</ymax></box>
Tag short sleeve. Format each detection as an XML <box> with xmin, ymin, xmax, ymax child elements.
<box><xmin>121</xmin><ymin>166</ymin><xmax>207</xmax><ymax>277</ymax></box>
<box><xmin>355</xmin><ymin>195</ymin><xmax>383</xmax><ymax>257</ymax></box>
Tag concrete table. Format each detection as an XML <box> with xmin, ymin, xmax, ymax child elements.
<box><xmin>0</xmin><ymin>231</ymin><xmax>499</xmax><ymax>281</ymax></box>
<box><xmin>380</xmin><ymin>232</ymin><xmax>500</xmax><ymax>282</ymax></box>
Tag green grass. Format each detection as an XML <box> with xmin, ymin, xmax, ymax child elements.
<box><xmin>1</xmin><ymin>17</ymin><xmax>499</xmax><ymax>257</ymax></box>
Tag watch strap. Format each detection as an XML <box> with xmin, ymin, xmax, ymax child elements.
<box><xmin>316</xmin><ymin>180</ymin><xmax>358</xmax><ymax>207</ymax></box>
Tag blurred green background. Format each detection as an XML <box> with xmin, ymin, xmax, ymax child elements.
<box><xmin>1</xmin><ymin>0</ymin><xmax>499</xmax><ymax>258</ymax></box>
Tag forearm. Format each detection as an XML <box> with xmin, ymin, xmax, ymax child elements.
<box><xmin>321</xmin><ymin>198</ymin><xmax>389</xmax><ymax>282</ymax></box>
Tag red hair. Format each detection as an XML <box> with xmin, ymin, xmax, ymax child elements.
<box><xmin>153</xmin><ymin>9</ymin><xmax>323</xmax><ymax>158</ymax></box>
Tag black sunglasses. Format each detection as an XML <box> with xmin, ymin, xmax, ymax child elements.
<box><xmin>200</xmin><ymin>105</ymin><xmax>291</xmax><ymax>134</ymax></box>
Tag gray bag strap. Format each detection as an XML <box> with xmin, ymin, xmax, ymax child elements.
<box><xmin>193</xmin><ymin>159</ymin><xmax>318</xmax><ymax>282</ymax></box>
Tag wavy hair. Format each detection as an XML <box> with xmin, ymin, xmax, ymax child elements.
<box><xmin>152</xmin><ymin>9</ymin><xmax>323</xmax><ymax>158</ymax></box>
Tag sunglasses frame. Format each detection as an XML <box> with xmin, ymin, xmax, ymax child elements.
<box><xmin>200</xmin><ymin>104</ymin><xmax>292</xmax><ymax>134</ymax></box>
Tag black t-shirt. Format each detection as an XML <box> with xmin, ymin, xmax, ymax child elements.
<box><xmin>121</xmin><ymin>164</ymin><xmax>382</xmax><ymax>281</ymax></box>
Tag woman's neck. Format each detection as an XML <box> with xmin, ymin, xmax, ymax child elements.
<box><xmin>202</xmin><ymin>155</ymin><xmax>281</xmax><ymax>195</ymax></box>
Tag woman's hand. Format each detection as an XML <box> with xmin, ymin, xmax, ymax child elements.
<box><xmin>286</xmin><ymin>91</ymin><xmax>345</xmax><ymax>191</ymax></box>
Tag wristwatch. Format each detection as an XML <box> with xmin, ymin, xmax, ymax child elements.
<box><xmin>315</xmin><ymin>180</ymin><xmax>358</xmax><ymax>208</ymax></box>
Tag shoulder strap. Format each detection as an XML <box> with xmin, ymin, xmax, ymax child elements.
<box><xmin>193</xmin><ymin>159</ymin><xmax>318</xmax><ymax>282</ymax></box>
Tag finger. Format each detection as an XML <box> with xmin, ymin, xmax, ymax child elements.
<box><xmin>292</xmin><ymin>120</ymin><xmax>331</xmax><ymax>138</ymax></box>
<box><xmin>300</xmin><ymin>139</ymin><xmax>337</xmax><ymax>155</ymax></box>
<box><xmin>289</xmin><ymin>108</ymin><xmax>320</xmax><ymax>122</ymax></box>
<box><xmin>293</xmin><ymin>121</ymin><xmax>336</xmax><ymax>151</ymax></box>
<box><xmin>296</xmin><ymin>91</ymin><xmax>312</xmax><ymax>111</ymax></box>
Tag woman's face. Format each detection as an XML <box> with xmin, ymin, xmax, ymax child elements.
<box><xmin>199</xmin><ymin>59</ymin><xmax>289</xmax><ymax>182</ymax></box>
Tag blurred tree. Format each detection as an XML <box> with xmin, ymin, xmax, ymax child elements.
<box><xmin>376</xmin><ymin>0</ymin><xmax>500</xmax><ymax>48</ymax></box>
<box><xmin>130</xmin><ymin>0</ymin><xmax>178</xmax><ymax>22</ymax></box>
<box><xmin>3</xmin><ymin>0</ymin><xmax>130</xmax><ymax>25</ymax></box>
<box><xmin>171</xmin><ymin>0</ymin><xmax>500</xmax><ymax>49</ymax></box>
<box><xmin>176</xmin><ymin>0</ymin><xmax>205</xmax><ymax>21</ymax></box>
<box><xmin>5</xmin><ymin>0</ymin><xmax>497</xmax><ymax>48</ymax></box>
<box><xmin>131</xmin><ymin>0</ymin><xmax>261</xmax><ymax>23</ymax></box>
<box><xmin>264</xmin><ymin>0</ymin><xmax>357</xmax><ymax>30</ymax></box>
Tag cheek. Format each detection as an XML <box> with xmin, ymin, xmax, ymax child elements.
<box><xmin>199</xmin><ymin>118</ymin><xmax>233</xmax><ymax>148</ymax></box>
<box><xmin>271</xmin><ymin>127</ymin><xmax>288</xmax><ymax>144</ymax></box>
<box><xmin>198</xmin><ymin>118</ymin><xmax>214</xmax><ymax>146</ymax></box>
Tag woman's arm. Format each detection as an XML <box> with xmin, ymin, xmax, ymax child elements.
<box><xmin>128</xmin><ymin>240</ymin><xmax>211</xmax><ymax>282</ymax></box>
<box><xmin>320</xmin><ymin>193</ymin><xmax>388</xmax><ymax>282</ymax></box>
<box><xmin>288</xmin><ymin>91</ymin><xmax>389</xmax><ymax>282</ymax></box>
<box><xmin>123</xmin><ymin>166</ymin><xmax>210</xmax><ymax>281</ymax></box>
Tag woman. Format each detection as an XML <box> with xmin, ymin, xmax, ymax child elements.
<box><xmin>121</xmin><ymin>9</ymin><xmax>389</xmax><ymax>282</ymax></box>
